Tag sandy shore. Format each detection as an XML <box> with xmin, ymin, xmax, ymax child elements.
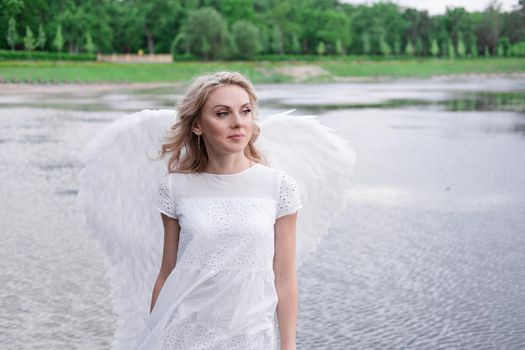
<box><xmin>0</xmin><ymin>81</ymin><xmax>183</xmax><ymax>94</ymax></box>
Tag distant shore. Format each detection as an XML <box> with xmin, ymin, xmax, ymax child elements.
<box><xmin>1</xmin><ymin>58</ymin><xmax>524</xmax><ymax>84</ymax></box>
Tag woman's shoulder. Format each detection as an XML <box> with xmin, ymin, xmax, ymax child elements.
<box><xmin>256</xmin><ymin>163</ymin><xmax>296</xmax><ymax>180</ymax></box>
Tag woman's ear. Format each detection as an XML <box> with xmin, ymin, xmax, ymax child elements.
<box><xmin>192</xmin><ymin>119</ymin><xmax>202</xmax><ymax>135</ymax></box>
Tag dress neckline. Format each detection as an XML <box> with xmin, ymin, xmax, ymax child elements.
<box><xmin>201</xmin><ymin>162</ymin><xmax>260</xmax><ymax>177</ymax></box>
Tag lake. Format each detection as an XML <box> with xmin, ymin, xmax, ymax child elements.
<box><xmin>1</xmin><ymin>75</ymin><xmax>524</xmax><ymax>349</ymax></box>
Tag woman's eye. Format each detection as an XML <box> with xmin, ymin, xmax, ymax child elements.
<box><xmin>216</xmin><ymin>109</ymin><xmax>250</xmax><ymax>117</ymax></box>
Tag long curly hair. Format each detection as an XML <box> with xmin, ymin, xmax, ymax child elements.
<box><xmin>158</xmin><ymin>71</ymin><xmax>267</xmax><ymax>173</ymax></box>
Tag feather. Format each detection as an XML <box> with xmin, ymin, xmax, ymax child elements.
<box><xmin>257</xmin><ymin>110</ymin><xmax>356</xmax><ymax>268</ymax></box>
<box><xmin>77</xmin><ymin>109</ymin><xmax>176</xmax><ymax>349</ymax></box>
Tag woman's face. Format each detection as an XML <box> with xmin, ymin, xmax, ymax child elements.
<box><xmin>194</xmin><ymin>84</ymin><xmax>254</xmax><ymax>155</ymax></box>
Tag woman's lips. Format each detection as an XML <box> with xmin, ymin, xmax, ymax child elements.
<box><xmin>228</xmin><ymin>134</ymin><xmax>244</xmax><ymax>140</ymax></box>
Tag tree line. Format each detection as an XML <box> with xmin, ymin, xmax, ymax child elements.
<box><xmin>1</xmin><ymin>0</ymin><xmax>525</xmax><ymax>60</ymax></box>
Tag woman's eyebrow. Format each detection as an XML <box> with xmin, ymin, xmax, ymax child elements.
<box><xmin>212</xmin><ymin>102</ymin><xmax>251</xmax><ymax>109</ymax></box>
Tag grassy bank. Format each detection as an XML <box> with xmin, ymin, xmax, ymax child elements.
<box><xmin>321</xmin><ymin>58</ymin><xmax>525</xmax><ymax>79</ymax></box>
<box><xmin>0</xmin><ymin>58</ymin><xmax>523</xmax><ymax>84</ymax></box>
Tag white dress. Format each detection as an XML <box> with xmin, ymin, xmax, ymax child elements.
<box><xmin>135</xmin><ymin>162</ymin><xmax>303</xmax><ymax>350</ymax></box>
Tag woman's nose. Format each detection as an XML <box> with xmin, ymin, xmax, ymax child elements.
<box><xmin>230</xmin><ymin>112</ymin><xmax>244</xmax><ymax>126</ymax></box>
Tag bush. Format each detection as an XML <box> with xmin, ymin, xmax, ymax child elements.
<box><xmin>510</xmin><ymin>41</ymin><xmax>525</xmax><ymax>56</ymax></box>
<box><xmin>0</xmin><ymin>50</ymin><xmax>96</xmax><ymax>61</ymax></box>
<box><xmin>172</xmin><ymin>53</ymin><xmax>198</xmax><ymax>61</ymax></box>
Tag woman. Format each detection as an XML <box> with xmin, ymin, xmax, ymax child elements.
<box><xmin>137</xmin><ymin>71</ymin><xmax>302</xmax><ymax>349</ymax></box>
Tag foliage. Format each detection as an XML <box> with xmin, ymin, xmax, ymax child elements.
<box><xmin>7</xmin><ymin>17</ymin><xmax>18</xmax><ymax>50</ymax></box>
<box><xmin>335</xmin><ymin>39</ymin><xmax>344</xmax><ymax>55</ymax></box>
<box><xmin>379</xmin><ymin>35</ymin><xmax>391</xmax><ymax>56</ymax></box>
<box><xmin>430</xmin><ymin>38</ymin><xmax>439</xmax><ymax>57</ymax></box>
<box><xmin>23</xmin><ymin>26</ymin><xmax>36</xmax><ymax>54</ymax></box>
<box><xmin>470</xmin><ymin>35</ymin><xmax>478</xmax><ymax>57</ymax></box>
<box><xmin>362</xmin><ymin>32</ymin><xmax>371</xmax><ymax>55</ymax></box>
<box><xmin>405</xmin><ymin>40</ymin><xmax>414</xmax><ymax>56</ymax></box>
<box><xmin>53</xmin><ymin>24</ymin><xmax>63</xmax><ymax>53</ymax></box>
<box><xmin>37</xmin><ymin>24</ymin><xmax>46</xmax><ymax>50</ymax></box>
<box><xmin>271</xmin><ymin>25</ymin><xmax>284</xmax><ymax>55</ymax></box>
<box><xmin>457</xmin><ymin>34</ymin><xmax>466</xmax><ymax>57</ymax></box>
<box><xmin>179</xmin><ymin>7</ymin><xmax>231</xmax><ymax>60</ymax></box>
<box><xmin>317</xmin><ymin>41</ymin><xmax>326</xmax><ymax>55</ymax></box>
<box><xmin>0</xmin><ymin>49</ymin><xmax>96</xmax><ymax>61</ymax></box>
<box><xmin>84</xmin><ymin>32</ymin><xmax>96</xmax><ymax>54</ymax></box>
<box><xmin>0</xmin><ymin>0</ymin><xmax>523</xmax><ymax>59</ymax></box>
<box><xmin>231</xmin><ymin>20</ymin><xmax>261</xmax><ymax>59</ymax></box>
<box><xmin>448</xmin><ymin>38</ymin><xmax>455</xmax><ymax>58</ymax></box>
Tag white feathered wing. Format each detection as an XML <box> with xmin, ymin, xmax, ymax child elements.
<box><xmin>76</xmin><ymin>108</ymin><xmax>356</xmax><ymax>349</ymax></box>
<box><xmin>257</xmin><ymin>109</ymin><xmax>356</xmax><ymax>268</ymax></box>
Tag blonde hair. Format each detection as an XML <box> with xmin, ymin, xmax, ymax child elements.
<box><xmin>158</xmin><ymin>71</ymin><xmax>266</xmax><ymax>173</ymax></box>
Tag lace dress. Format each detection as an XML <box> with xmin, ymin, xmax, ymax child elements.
<box><xmin>135</xmin><ymin>162</ymin><xmax>302</xmax><ymax>350</ymax></box>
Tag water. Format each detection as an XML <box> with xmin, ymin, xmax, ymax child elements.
<box><xmin>1</xmin><ymin>76</ymin><xmax>524</xmax><ymax>349</ymax></box>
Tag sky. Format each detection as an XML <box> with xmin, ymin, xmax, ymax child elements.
<box><xmin>340</xmin><ymin>0</ymin><xmax>520</xmax><ymax>15</ymax></box>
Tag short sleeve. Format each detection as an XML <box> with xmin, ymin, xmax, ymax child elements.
<box><xmin>154</xmin><ymin>175</ymin><xmax>178</xmax><ymax>219</ymax></box>
<box><xmin>276</xmin><ymin>171</ymin><xmax>303</xmax><ymax>219</ymax></box>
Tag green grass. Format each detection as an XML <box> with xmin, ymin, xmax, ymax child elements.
<box><xmin>0</xmin><ymin>61</ymin><xmax>294</xmax><ymax>84</ymax></box>
<box><xmin>0</xmin><ymin>58</ymin><xmax>523</xmax><ymax>84</ymax></box>
<box><xmin>321</xmin><ymin>57</ymin><xmax>525</xmax><ymax>78</ymax></box>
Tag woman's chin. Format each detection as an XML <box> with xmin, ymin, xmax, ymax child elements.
<box><xmin>216</xmin><ymin>144</ymin><xmax>248</xmax><ymax>154</ymax></box>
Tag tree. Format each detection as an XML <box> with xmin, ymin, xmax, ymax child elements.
<box><xmin>291</xmin><ymin>32</ymin><xmax>301</xmax><ymax>54</ymax></box>
<box><xmin>0</xmin><ymin>0</ymin><xmax>516</xmax><ymax>59</ymax></box>
<box><xmin>84</xmin><ymin>32</ymin><xmax>96</xmax><ymax>54</ymax></box>
<box><xmin>443</xmin><ymin>7</ymin><xmax>474</xmax><ymax>51</ymax></box>
<box><xmin>497</xmin><ymin>42</ymin><xmax>504</xmax><ymax>56</ymax></box>
<box><xmin>477</xmin><ymin>2</ymin><xmax>502</xmax><ymax>55</ymax></box>
<box><xmin>37</xmin><ymin>24</ymin><xmax>46</xmax><ymax>50</ymax></box>
<box><xmin>379</xmin><ymin>34</ymin><xmax>391</xmax><ymax>56</ymax></box>
<box><xmin>315</xmin><ymin>10</ymin><xmax>351</xmax><ymax>55</ymax></box>
<box><xmin>110</xmin><ymin>3</ymin><xmax>145</xmax><ymax>53</ymax></box>
<box><xmin>128</xmin><ymin>0</ymin><xmax>183</xmax><ymax>54</ymax></box>
<box><xmin>403</xmin><ymin>8</ymin><xmax>432</xmax><ymax>56</ymax></box>
<box><xmin>405</xmin><ymin>40</ymin><xmax>414</xmax><ymax>55</ymax></box>
<box><xmin>335</xmin><ymin>38</ymin><xmax>345</xmax><ymax>55</ymax></box>
<box><xmin>470</xmin><ymin>34</ymin><xmax>478</xmax><ymax>57</ymax></box>
<box><xmin>271</xmin><ymin>25</ymin><xmax>284</xmax><ymax>54</ymax></box>
<box><xmin>457</xmin><ymin>33</ymin><xmax>466</xmax><ymax>56</ymax></box>
<box><xmin>171</xmin><ymin>33</ymin><xmax>189</xmax><ymax>55</ymax></box>
<box><xmin>497</xmin><ymin>36</ymin><xmax>510</xmax><ymax>56</ymax></box>
<box><xmin>447</xmin><ymin>38</ymin><xmax>455</xmax><ymax>58</ymax></box>
<box><xmin>23</xmin><ymin>26</ymin><xmax>36</xmax><ymax>57</ymax></box>
<box><xmin>219</xmin><ymin>0</ymin><xmax>256</xmax><ymax>25</ymax></box>
<box><xmin>201</xmin><ymin>37</ymin><xmax>211</xmax><ymax>60</ymax></box>
<box><xmin>180</xmin><ymin>7</ymin><xmax>231</xmax><ymax>59</ymax></box>
<box><xmin>7</xmin><ymin>17</ymin><xmax>19</xmax><ymax>51</ymax></box>
<box><xmin>317</xmin><ymin>41</ymin><xmax>326</xmax><ymax>55</ymax></box>
<box><xmin>430</xmin><ymin>38</ymin><xmax>440</xmax><ymax>56</ymax></box>
<box><xmin>500</xmin><ymin>9</ymin><xmax>525</xmax><ymax>44</ymax></box>
<box><xmin>53</xmin><ymin>24</ymin><xmax>64</xmax><ymax>54</ymax></box>
<box><xmin>362</xmin><ymin>32</ymin><xmax>371</xmax><ymax>55</ymax></box>
<box><xmin>393</xmin><ymin>39</ymin><xmax>401</xmax><ymax>55</ymax></box>
<box><xmin>231</xmin><ymin>20</ymin><xmax>261</xmax><ymax>59</ymax></box>
<box><xmin>347</xmin><ymin>2</ymin><xmax>408</xmax><ymax>55</ymax></box>
<box><xmin>415</xmin><ymin>37</ymin><xmax>423</xmax><ymax>55</ymax></box>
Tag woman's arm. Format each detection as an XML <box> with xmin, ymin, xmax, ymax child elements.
<box><xmin>274</xmin><ymin>212</ymin><xmax>299</xmax><ymax>350</ymax></box>
<box><xmin>150</xmin><ymin>213</ymin><xmax>180</xmax><ymax>313</ymax></box>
